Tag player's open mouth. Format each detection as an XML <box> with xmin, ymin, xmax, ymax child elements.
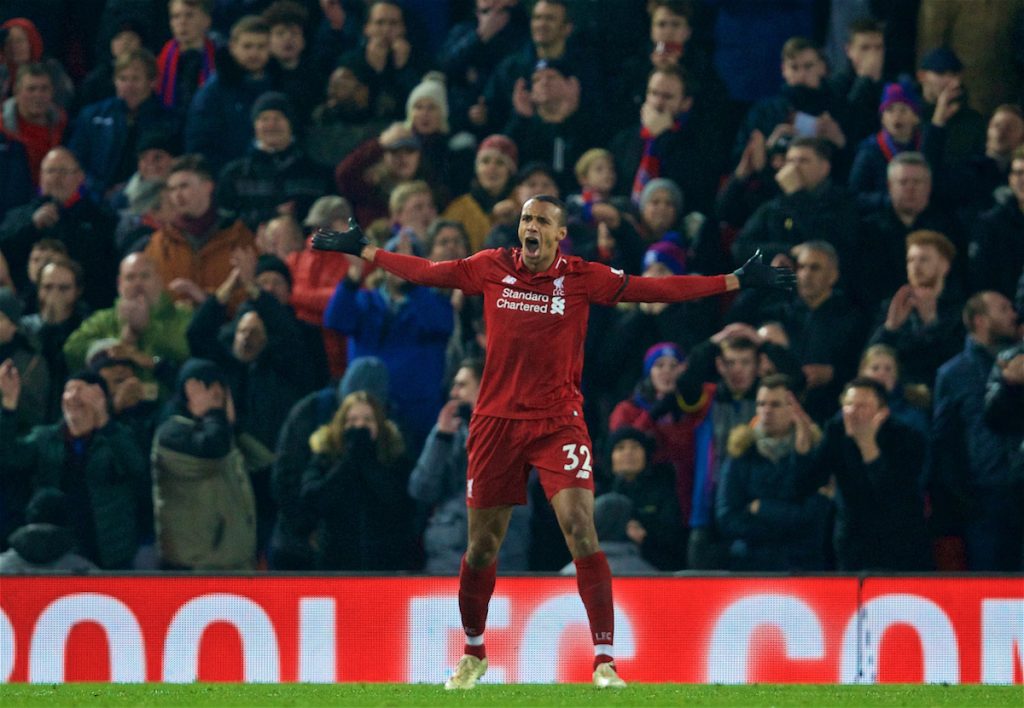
<box><xmin>524</xmin><ymin>236</ymin><xmax>540</xmax><ymax>256</ymax></box>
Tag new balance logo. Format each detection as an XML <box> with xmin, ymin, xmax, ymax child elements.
<box><xmin>551</xmin><ymin>296</ymin><xmax>565</xmax><ymax>315</ymax></box>
<box><xmin>502</xmin><ymin>275</ymin><xmax>517</xmax><ymax>285</ymax></box>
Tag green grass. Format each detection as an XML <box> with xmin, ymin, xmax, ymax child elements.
<box><xmin>0</xmin><ymin>684</ymin><xmax>1021</xmax><ymax>707</ymax></box>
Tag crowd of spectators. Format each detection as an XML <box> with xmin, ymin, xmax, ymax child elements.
<box><xmin>0</xmin><ymin>0</ymin><xmax>1022</xmax><ymax>575</ymax></box>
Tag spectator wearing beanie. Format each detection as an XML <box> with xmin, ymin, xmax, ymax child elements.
<box><xmin>151</xmin><ymin>357</ymin><xmax>258</xmax><ymax>570</ymax></box>
<box><xmin>849</xmin><ymin>80</ymin><xmax>939</xmax><ymax>209</ymax></box>
<box><xmin>442</xmin><ymin>134</ymin><xmax>518</xmax><ymax>253</ymax></box>
<box><xmin>215</xmin><ymin>91</ymin><xmax>331</xmax><ymax>231</ymax></box>
<box><xmin>0</xmin><ymin>488</ymin><xmax>99</xmax><ymax>573</ymax></box>
<box><xmin>0</xmin><ymin>365</ymin><xmax>149</xmax><ymax>569</ymax></box>
<box><xmin>404</xmin><ymin>73</ymin><xmax>465</xmax><ymax>197</ymax></box>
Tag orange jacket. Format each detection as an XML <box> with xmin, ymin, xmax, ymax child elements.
<box><xmin>144</xmin><ymin>218</ymin><xmax>255</xmax><ymax>301</ymax></box>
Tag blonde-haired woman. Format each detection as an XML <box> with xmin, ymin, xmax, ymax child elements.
<box><xmin>301</xmin><ymin>391</ymin><xmax>415</xmax><ymax>570</ymax></box>
<box><xmin>858</xmin><ymin>344</ymin><xmax>930</xmax><ymax>436</ymax></box>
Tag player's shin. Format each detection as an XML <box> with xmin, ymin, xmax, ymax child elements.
<box><xmin>458</xmin><ymin>554</ymin><xmax>497</xmax><ymax>659</ymax></box>
<box><xmin>573</xmin><ymin>550</ymin><xmax>615</xmax><ymax>668</ymax></box>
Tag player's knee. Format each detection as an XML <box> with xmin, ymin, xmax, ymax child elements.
<box><xmin>466</xmin><ymin>534</ymin><xmax>501</xmax><ymax>567</ymax></box>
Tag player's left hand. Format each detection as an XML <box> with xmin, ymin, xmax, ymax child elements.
<box><xmin>733</xmin><ymin>249</ymin><xmax>796</xmax><ymax>289</ymax></box>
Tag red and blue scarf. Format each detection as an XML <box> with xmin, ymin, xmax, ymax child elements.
<box><xmin>875</xmin><ymin>128</ymin><xmax>921</xmax><ymax>162</ymax></box>
<box><xmin>156</xmin><ymin>38</ymin><xmax>216</xmax><ymax>108</ymax></box>
<box><xmin>631</xmin><ymin>114</ymin><xmax>686</xmax><ymax>206</ymax></box>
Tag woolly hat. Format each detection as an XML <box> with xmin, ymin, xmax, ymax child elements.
<box><xmin>607</xmin><ymin>426</ymin><xmax>655</xmax><ymax>459</ymax></box>
<box><xmin>593</xmin><ymin>492</ymin><xmax>635</xmax><ymax>543</ymax></box>
<box><xmin>0</xmin><ymin>287</ymin><xmax>23</xmax><ymax>325</ymax></box>
<box><xmin>25</xmin><ymin>488</ymin><xmax>70</xmax><ymax>527</ymax></box>
<box><xmin>920</xmin><ymin>46</ymin><xmax>963</xmax><ymax>74</ymax></box>
<box><xmin>85</xmin><ymin>337</ymin><xmax>133</xmax><ymax>373</ymax></box>
<box><xmin>136</xmin><ymin>129</ymin><xmax>179</xmax><ymax>157</ymax></box>
<box><xmin>643</xmin><ymin>341</ymin><xmax>683</xmax><ymax>378</ymax></box>
<box><xmin>642</xmin><ymin>240</ymin><xmax>688</xmax><ymax>276</ymax></box>
<box><xmin>176</xmin><ymin>357</ymin><xmax>227</xmax><ymax>392</ymax></box>
<box><xmin>478</xmin><ymin>134</ymin><xmax>518</xmax><ymax>171</ymax></box>
<box><xmin>67</xmin><ymin>370</ymin><xmax>110</xmax><ymax>400</ymax></box>
<box><xmin>339</xmin><ymin>355</ymin><xmax>389</xmax><ymax>403</ymax></box>
<box><xmin>251</xmin><ymin>91</ymin><xmax>296</xmax><ymax>126</ymax></box>
<box><xmin>639</xmin><ymin>177</ymin><xmax>684</xmax><ymax>214</ymax></box>
<box><xmin>879</xmin><ymin>81</ymin><xmax>922</xmax><ymax>116</ymax></box>
<box><xmin>255</xmin><ymin>254</ymin><xmax>293</xmax><ymax>289</ymax></box>
<box><xmin>405</xmin><ymin>74</ymin><xmax>449</xmax><ymax>133</ymax></box>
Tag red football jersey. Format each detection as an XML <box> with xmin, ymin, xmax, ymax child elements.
<box><xmin>373</xmin><ymin>248</ymin><xmax>727</xmax><ymax>419</ymax></box>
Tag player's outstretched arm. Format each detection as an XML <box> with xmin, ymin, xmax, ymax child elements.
<box><xmin>312</xmin><ymin>218</ymin><xmax>378</xmax><ymax>260</ymax></box>
<box><xmin>731</xmin><ymin>249</ymin><xmax>796</xmax><ymax>290</ymax></box>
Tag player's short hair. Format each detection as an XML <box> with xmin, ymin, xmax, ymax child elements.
<box><xmin>992</xmin><ymin>103</ymin><xmax>1024</xmax><ymax>122</ymax></box>
<box><xmin>842</xmin><ymin>376</ymin><xmax>888</xmax><ymax>408</ymax></box>
<box><xmin>905</xmin><ymin>229</ymin><xmax>956</xmax><ymax>263</ymax></box>
<box><xmin>527</xmin><ymin>194</ymin><xmax>568</xmax><ymax>226</ymax></box>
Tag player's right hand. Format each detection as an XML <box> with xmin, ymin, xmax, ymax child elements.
<box><xmin>312</xmin><ymin>218</ymin><xmax>370</xmax><ymax>256</ymax></box>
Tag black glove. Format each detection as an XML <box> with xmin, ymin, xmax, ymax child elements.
<box><xmin>732</xmin><ymin>249</ymin><xmax>796</xmax><ymax>289</ymax></box>
<box><xmin>311</xmin><ymin>217</ymin><xmax>369</xmax><ymax>256</ymax></box>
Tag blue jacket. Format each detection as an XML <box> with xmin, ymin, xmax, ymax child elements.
<box><xmin>933</xmin><ymin>336</ymin><xmax>1016</xmax><ymax>490</ymax></box>
<box><xmin>68</xmin><ymin>95</ymin><xmax>179</xmax><ymax>193</ymax></box>
<box><xmin>325</xmin><ymin>279</ymin><xmax>453</xmax><ymax>449</ymax></box>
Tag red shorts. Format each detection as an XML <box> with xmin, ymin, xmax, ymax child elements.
<box><xmin>465</xmin><ymin>413</ymin><xmax>596</xmax><ymax>508</ymax></box>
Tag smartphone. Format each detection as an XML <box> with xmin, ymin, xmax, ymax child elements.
<box><xmin>793</xmin><ymin>111</ymin><xmax>819</xmax><ymax>138</ymax></box>
<box><xmin>456</xmin><ymin>402</ymin><xmax>473</xmax><ymax>421</ymax></box>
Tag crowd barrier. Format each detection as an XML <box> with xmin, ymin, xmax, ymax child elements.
<box><xmin>0</xmin><ymin>575</ymin><xmax>1021</xmax><ymax>684</ymax></box>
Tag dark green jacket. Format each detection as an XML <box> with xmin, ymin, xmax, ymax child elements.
<box><xmin>0</xmin><ymin>409</ymin><xmax>148</xmax><ymax>568</ymax></box>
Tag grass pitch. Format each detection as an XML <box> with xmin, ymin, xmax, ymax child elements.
<box><xmin>0</xmin><ymin>683</ymin><xmax>1021</xmax><ymax>707</ymax></box>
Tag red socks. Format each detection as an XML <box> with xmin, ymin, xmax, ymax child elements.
<box><xmin>574</xmin><ymin>550</ymin><xmax>615</xmax><ymax>669</ymax></box>
<box><xmin>458</xmin><ymin>554</ymin><xmax>496</xmax><ymax>659</ymax></box>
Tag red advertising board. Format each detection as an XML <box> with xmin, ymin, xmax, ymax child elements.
<box><xmin>0</xmin><ymin>576</ymin><xmax>1020</xmax><ymax>684</ymax></box>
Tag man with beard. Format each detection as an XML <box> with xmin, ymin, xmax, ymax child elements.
<box><xmin>868</xmin><ymin>230</ymin><xmax>963</xmax><ymax>387</ymax></box>
<box><xmin>932</xmin><ymin>292</ymin><xmax>1021</xmax><ymax>571</ymax></box>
